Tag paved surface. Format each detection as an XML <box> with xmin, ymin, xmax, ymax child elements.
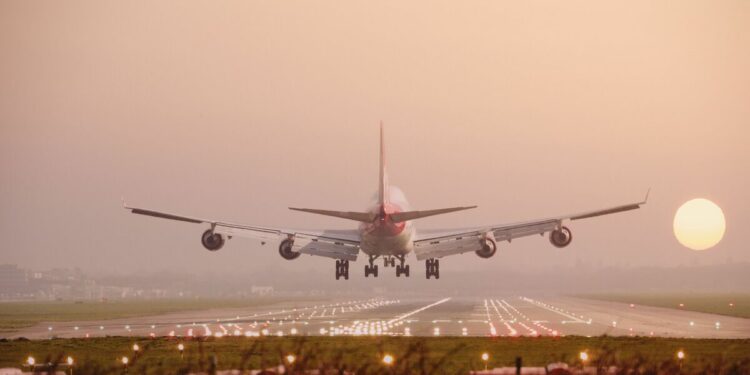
<box><xmin>11</xmin><ymin>296</ymin><xmax>750</xmax><ymax>339</ymax></box>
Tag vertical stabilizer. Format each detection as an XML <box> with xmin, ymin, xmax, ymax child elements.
<box><xmin>378</xmin><ymin>122</ymin><xmax>388</xmax><ymax>205</ymax></box>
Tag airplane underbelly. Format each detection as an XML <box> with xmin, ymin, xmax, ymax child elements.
<box><xmin>360</xmin><ymin>224</ymin><xmax>413</xmax><ymax>256</ymax></box>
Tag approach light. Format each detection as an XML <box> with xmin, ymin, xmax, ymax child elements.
<box><xmin>481</xmin><ymin>352</ymin><xmax>489</xmax><ymax>361</ymax></box>
<box><xmin>132</xmin><ymin>344</ymin><xmax>140</xmax><ymax>352</ymax></box>
<box><xmin>26</xmin><ymin>356</ymin><xmax>35</xmax><ymax>366</ymax></box>
<box><xmin>677</xmin><ymin>350</ymin><xmax>685</xmax><ymax>360</ymax></box>
<box><xmin>286</xmin><ymin>354</ymin><xmax>296</xmax><ymax>364</ymax></box>
<box><xmin>579</xmin><ymin>351</ymin><xmax>589</xmax><ymax>362</ymax></box>
<box><xmin>66</xmin><ymin>356</ymin><xmax>74</xmax><ymax>366</ymax></box>
<box><xmin>382</xmin><ymin>354</ymin><xmax>394</xmax><ymax>365</ymax></box>
<box><xmin>121</xmin><ymin>356</ymin><xmax>129</xmax><ymax>365</ymax></box>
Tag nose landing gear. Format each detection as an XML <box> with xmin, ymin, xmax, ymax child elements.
<box><xmin>425</xmin><ymin>258</ymin><xmax>440</xmax><ymax>279</ymax></box>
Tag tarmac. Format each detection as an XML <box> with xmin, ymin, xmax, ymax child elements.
<box><xmin>10</xmin><ymin>295</ymin><xmax>750</xmax><ymax>339</ymax></box>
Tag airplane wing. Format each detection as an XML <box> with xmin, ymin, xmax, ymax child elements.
<box><xmin>124</xmin><ymin>203</ymin><xmax>360</xmax><ymax>261</ymax></box>
<box><xmin>412</xmin><ymin>191</ymin><xmax>649</xmax><ymax>261</ymax></box>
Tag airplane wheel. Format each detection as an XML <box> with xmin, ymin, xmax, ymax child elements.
<box><xmin>373</xmin><ymin>265</ymin><xmax>378</xmax><ymax>277</ymax></box>
<box><xmin>405</xmin><ymin>265</ymin><xmax>410</xmax><ymax>277</ymax></box>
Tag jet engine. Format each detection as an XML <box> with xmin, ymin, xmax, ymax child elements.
<box><xmin>475</xmin><ymin>238</ymin><xmax>497</xmax><ymax>258</ymax></box>
<box><xmin>549</xmin><ymin>226</ymin><xmax>573</xmax><ymax>248</ymax></box>
<box><xmin>201</xmin><ymin>229</ymin><xmax>225</xmax><ymax>251</ymax></box>
<box><xmin>278</xmin><ymin>238</ymin><xmax>301</xmax><ymax>260</ymax></box>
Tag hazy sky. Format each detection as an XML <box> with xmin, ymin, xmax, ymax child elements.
<box><xmin>1</xmin><ymin>1</ymin><xmax>748</xmax><ymax>277</ymax></box>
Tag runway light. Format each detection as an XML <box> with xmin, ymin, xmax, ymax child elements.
<box><xmin>677</xmin><ymin>350</ymin><xmax>685</xmax><ymax>360</ymax></box>
<box><xmin>286</xmin><ymin>354</ymin><xmax>296</xmax><ymax>364</ymax></box>
<box><xmin>629</xmin><ymin>304</ymin><xmax>635</xmax><ymax>308</ymax></box>
<box><xmin>382</xmin><ymin>354</ymin><xmax>394</xmax><ymax>366</ymax></box>
<box><xmin>26</xmin><ymin>356</ymin><xmax>35</xmax><ymax>366</ymax></box>
<box><xmin>689</xmin><ymin>321</ymin><xmax>695</xmax><ymax>327</ymax></box>
<box><xmin>579</xmin><ymin>351</ymin><xmax>589</xmax><ymax>362</ymax></box>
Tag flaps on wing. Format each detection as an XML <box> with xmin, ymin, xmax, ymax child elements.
<box><xmin>390</xmin><ymin>206</ymin><xmax>477</xmax><ymax>223</ymax></box>
<box><xmin>289</xmin><ymin>207</ymin><xmax>376</xmax><ymax>223</ymax></box>
<box><xmin>292</xmin><ymin>233</ymin><xmax>359</xmax><ymax>261</ymax></box>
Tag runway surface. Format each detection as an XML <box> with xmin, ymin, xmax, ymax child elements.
<box><xmin>11</xmin><ymin>296</ymin><xmax>750</xmax><ymax>339</ymax></box>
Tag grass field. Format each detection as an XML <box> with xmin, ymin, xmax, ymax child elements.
<box><xmin>0</xmin><ymin>336</ymin><xmax>748</xmax><ymax>374</ymax></box>
<box><xmin>0</xmin><ymin>298</ymin><xmax>307</xmax><ymax>333</ymax></box>
<box><xmin>577</xmin><ymin>293</ymin><xmax>750</xmax><ymax>319</ymax></box>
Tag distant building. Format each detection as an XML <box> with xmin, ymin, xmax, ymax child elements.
<box><xmin>0</xmin><ymin>264</ymin><xmax>32</xmax><ymax>299</ymax></box>
<box><xmin>251</xmin><ymin>286</ymin><xmax>274</xmax><ymax>296</ymax></box>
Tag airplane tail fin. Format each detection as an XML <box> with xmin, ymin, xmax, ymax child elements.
<box><xmin>378</xmin><ymin>122</ymin><xmax>387</xmax><ymax>206</ymax></box>
<box><xmin>389</xmin><ymin>206</ymin><xmax>477</xmax><ymax>223</ymax></box>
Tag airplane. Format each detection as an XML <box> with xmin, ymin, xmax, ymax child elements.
<box><xmin>125</xmin><ymin>125</ymin><xmax>648</xmax><ymax>280</ymax></box>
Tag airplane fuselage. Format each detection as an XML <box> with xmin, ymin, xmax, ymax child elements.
<box><xmin>358</xmin><ymin>186</ymin><xmax>415</xmax><ymax>256</ymax></box>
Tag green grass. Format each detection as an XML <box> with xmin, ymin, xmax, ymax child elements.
<box><xmin>576</xmin><ymin>293</ymin><xmax>750</xmax><ymax>319</ymax></box>
<box><xmin>0</xmin><ymin>298</ymin><xmax>307</xmax><ymax>333</ymax></box>
<box><xmin>0</xmin><ymin>336</ymin><xmax>748</xmax><ymax>374</ymax></box>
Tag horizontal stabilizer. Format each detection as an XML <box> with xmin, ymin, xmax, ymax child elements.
<box><xmin>289</xmin><ymin>207</ymin><xmax>376</xmax><ymax>223</ymax></box>
<box><xmin>390</xmin><ymin>206</ymin><xmax>477</xmax><ymax>223</ymax></box>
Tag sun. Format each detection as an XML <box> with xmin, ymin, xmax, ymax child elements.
<box><xmin>673</xmin><ymin>198</ymin><xmax>726</xmax><ymax>251</ymax></box>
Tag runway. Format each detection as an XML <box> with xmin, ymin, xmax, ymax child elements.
<box><xmin>11</xmin><ymin>296</ymin><xmax>750</xmax><ymax>340</ymax></box>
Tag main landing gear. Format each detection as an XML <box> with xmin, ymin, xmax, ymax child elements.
<box><xmin>425</xmin><ymin>258</ymin><xmax>440</xmax><ymax>279</ymax></box>
<box><xmin>365</xmin><ymin>255</ymin><xmax>379</xmax><ymax>277</ymax></box>
<box><xmin>395</xmin><ymin>255</ymin><xmax>410</xmax><ymax>277</ymax></box>
<box><xmin>335</xmin><ymin>260</ymin><xmax>349</xmax><ymax>280</ymax></box>
<box><xmin>347</xmin><ymin>254</ymin><xmax>411</xmax><ymax>279</ymax></box>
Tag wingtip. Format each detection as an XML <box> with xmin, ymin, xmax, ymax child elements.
<box><xmin>642</xmin><ymin>188</ymin><xmax>651</xmax><ymax>205</ymax></box>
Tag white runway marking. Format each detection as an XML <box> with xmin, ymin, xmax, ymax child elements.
<box><xmin>387</xmin><ymin>298</ymin><xmax>451</xmax><ymax>325</ymax></box>
<box><xmin>10</xmin><ymin>296</ymin><xmax>750</xmax><ymax>339</ymax></box>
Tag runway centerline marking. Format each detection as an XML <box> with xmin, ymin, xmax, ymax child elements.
<box><xmin>387</xmin><ymin>298</ymin><xmax>451</xmax><ymax>325</ymax></box>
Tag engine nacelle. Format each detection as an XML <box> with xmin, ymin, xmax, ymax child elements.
<box><xmin>549</xmin><ymin>226</ymin><xmax>573</xmax><ymax>248</ymax></box>
<box><xmin>475</xmin><ymin>238</ymin><xmax>497</xmax><ymax>258</ymax></box>
<box><xmin>201</xmin><ymin>229</ymin><xmax>225</xmax><ymax>251</ymax></box>
<box><xmin>278</xmin><ymin>238</ymin><xmax>301</xmax><ymax>260</ymax></box>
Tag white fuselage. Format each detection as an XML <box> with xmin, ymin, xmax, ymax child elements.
<box><xmin>358</xmin><ymin>186</ymin><xmax>415</xmax><ymax>256</ymax></box>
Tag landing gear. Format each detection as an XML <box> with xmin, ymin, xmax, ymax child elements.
<box><xmin>335</xmin><ymin>260</ymin><xmax>349</xmax><ymax>280</ymax></box>
<box><xmin>425</xmin><ymin>258</ymin><xmax>440</xmax><ymax>279</ymax></box>
<box><xmin>365</xmin><ymin>255</ymin><xmax>379</xmax><ymax>277</ymax></box>
<box><xmin>383</xmin><ymin>257</ymin><xmax>396</xmax><ymax>267</ymax></box>
<box><xmin>395</xmin><ymin>255</ymin><xmax>410</xmax><ymax>277</ymax></box>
